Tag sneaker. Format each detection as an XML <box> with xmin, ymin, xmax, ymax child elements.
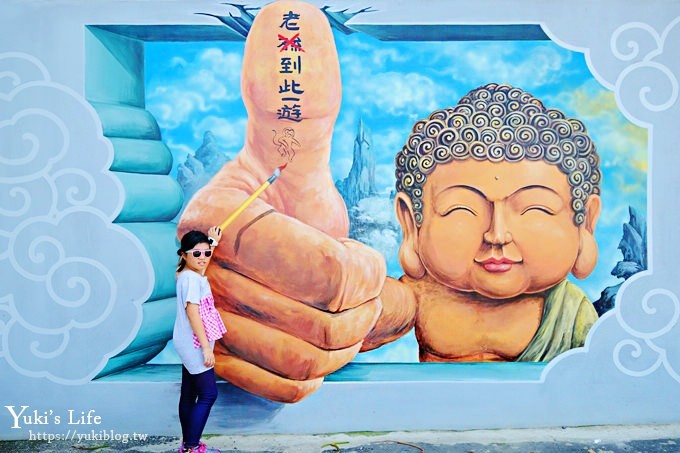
<box><xmin>180</xmin><ymin>442</ymin><xmax>220</xmax><ymax>453</ymax></box>
<box><xmin>198</xmin><ymin>441</ymin><xmax>221</xmax><ymax>453</ymax></box>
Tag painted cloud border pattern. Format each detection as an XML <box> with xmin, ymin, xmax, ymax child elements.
<box><xmin>543</xmin><ymin>14</ymin><xmax>680</xmax><ymax>385</ymax></box>
<box><xmin>0</xmin><ymin>53</ymin><xmax>153</xmax><ymax>384</ymax></box>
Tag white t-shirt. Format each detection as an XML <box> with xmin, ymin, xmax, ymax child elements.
<box><xmin>173</xmin><ymin>269</ymin><xmax>214</xmax><ymax>374</ymax></box>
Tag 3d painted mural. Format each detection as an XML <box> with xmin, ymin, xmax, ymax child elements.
<box><xmin>167</xmin><ymin>1</ymin><xmax>633</xmax><ymax>402</ymax></box>
<box><xmin>2</xmin><ymin>0</ymin><xmax>679</xmax><ymax>440</ymax></box>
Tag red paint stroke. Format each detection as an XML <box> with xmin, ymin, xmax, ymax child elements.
<box><xmin>278</xmin><ymin>33</ymin><xmax>305</xmax><ymax>52</ymax></box>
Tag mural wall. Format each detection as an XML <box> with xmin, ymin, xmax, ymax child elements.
<box><xmin>1</xmin><ymin>0</ymin><xmax>679</xmax><ymax>440</ymax></box>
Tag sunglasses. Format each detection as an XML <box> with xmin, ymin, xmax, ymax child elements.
<box><xmin>185</xmin><ymin>249</ymin><xmax>212</xmax><ymax>258</ymax></box>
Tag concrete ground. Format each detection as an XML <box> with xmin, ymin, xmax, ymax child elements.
<box><xmin>1</xmin><ymin>424</ymin><xmax>679</xmax><ymax>452</ymax></box>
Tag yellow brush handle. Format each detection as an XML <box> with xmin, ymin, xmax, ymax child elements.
<box><xmin>219</xmin><ymin>181</ymin><xmax>272</xmax><ymax>231</ymax></box>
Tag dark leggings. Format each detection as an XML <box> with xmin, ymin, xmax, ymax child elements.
<box><xmin>179</xmin><ymin>365</ymin><xmax>218</xmax><ymax>449</ymax></box>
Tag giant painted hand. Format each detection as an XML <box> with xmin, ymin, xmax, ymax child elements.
<box><xmin>178</xmin><ymin>1</ymin><xmax>414</xmax><ymax>403</ymax></box>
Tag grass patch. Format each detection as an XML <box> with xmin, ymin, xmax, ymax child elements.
<box><xmin>320</xmin><ymin>441</ymin><xmax>349</xmax><ymax>451</ymax></box>
<box><xmin>344</xmin><ymin>431</ymin><xmax>391</xmax><ymax>437</ymax></box>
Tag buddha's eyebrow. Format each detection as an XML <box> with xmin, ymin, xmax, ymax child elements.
<box><xmin>509</xmin><ymin>185</ymin><xmax>561</xmax><ymax>198</ymax></box>
<box><xmin>437</xmin><ymin>184</ymin><xmax>488</xmax><ymax>200</ymax></box>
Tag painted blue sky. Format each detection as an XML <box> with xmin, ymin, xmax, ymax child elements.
<box><xmin>146</xmin><ymin>27</ymin><xmax>647</xmax><ymax>362</ymax></box>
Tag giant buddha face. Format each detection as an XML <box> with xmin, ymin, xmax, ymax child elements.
<box><xmin>397</xmin><ymin>158</ymin><xmax>601</xmax><ymax>299</ymax></box>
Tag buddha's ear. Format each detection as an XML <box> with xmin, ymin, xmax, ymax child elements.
<box><xmin>395</xmin><ymin>192</ymin><xmax>426</xmax><ymax>279</ymax></box>
<box><xmin>572</xmin><ymin>194</ymin><xmax>602</xmax><ymax>279</ymax></box>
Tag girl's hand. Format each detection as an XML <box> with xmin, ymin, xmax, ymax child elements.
<box><xmin>208</xmin><ymin>226</ymin><xmax>223</xmax><ymax>246</ymax></box>
<box><xmin>202</xmin><ymin>346</ymin><xmax>215</xmax><ymax>367</ymax></box>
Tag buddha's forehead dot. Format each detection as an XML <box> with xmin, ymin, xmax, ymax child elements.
<box><xmin>494</xmin><ymin>175</ymin><xmax>500</xmax><ymax>181</ymax></box>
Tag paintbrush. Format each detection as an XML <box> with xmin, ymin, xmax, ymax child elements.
<box><xmin>219</xmin><ymin>163</ymin><xmax>288</xmax><ymax>231</ymax></box>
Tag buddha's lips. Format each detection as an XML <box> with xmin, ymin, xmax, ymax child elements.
<box><xmin>477</xmin><ymin>257</ymin><xmax>518</xmax><ymax>273</ymax></box>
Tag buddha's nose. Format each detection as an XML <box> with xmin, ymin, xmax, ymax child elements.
<box><xmin>483</xmin><ymin>201</ymin><xmax>513</xmax><ymax>245</ymax></box>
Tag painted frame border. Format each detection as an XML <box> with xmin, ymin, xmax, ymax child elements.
<box><xmin>1</xmin><ymin>0</ymin><xmax>679</xmax><ymax>438</ymax></box>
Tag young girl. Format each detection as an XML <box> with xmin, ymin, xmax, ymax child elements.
<box><xmin>174</xmin><ymin>226</ymin><xmax>227</xmax><ymax>453</ymax></box>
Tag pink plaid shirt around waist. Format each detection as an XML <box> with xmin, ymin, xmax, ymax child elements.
<box><xmin>193</xmin><ymin>293</ymin><xmax>227</xmax><ymax>348</ymax></box>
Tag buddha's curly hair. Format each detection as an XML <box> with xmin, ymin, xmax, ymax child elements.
<box><xmin>395</xmin><ymin>83</ymin><xmax>602</xmax><ymax>226</ymax></box>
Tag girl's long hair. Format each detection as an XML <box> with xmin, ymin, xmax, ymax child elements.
<box><xmin>176</xmin><ymin>230</ymin><xmax>210</xmax><ymax>273</ymax></box>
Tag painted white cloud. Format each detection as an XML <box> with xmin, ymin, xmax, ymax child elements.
<box><xmin>147</xmin><ymin>47</ymin><xmax>243</xmax><ymax>130</ymax></box>
<box><xmin>0</xmin><ymin>53</ymin><xmax>152</xmax><ymax>383</ymax></box>
<box><xmin>340</xmin><ymin>40</ymin><xmax>455</xmax><ymax>118</ymax></box>
<box><xmin>193</xmin><ymin>48</ymin><xmax>243</xmax><ymax>100</ymax></box>
<box><xmin>192</xmin><ymin>115</ymin><xmax>247</xmax><ymax>149</ymax></box>
<box><xmin>170</xmin><ymin>56</ymin><xmax>187</xmax><ymax>68</ymax></box>
<box><xmin>338</xmin><ymin>51</ymin><xmax>361</xmax><ymax>76</ymax></box>
<box><xmin>197</xmin><ymin>48</ymin><xmax>242</xmax><ymax>79</ymax></box>
<box><xmin>440</xmin><ymin>42</ymin><xmax>572</xmax><ymax>89</ymax></box>
<box><xmin>347</xmin><ymin>71</ymin><xmax>441</xmax><ymax>117</ymax></box>
<box><xmin>147</xmin><ymin>86</ymin><xmax>216</xmax><ymax>130</ymax></box>
<box><xmin>354</xmin><ymin>196</ymin><xmax>398</xmax><ymax>227</ymax></box>
<box><xmin>370</xmin><ymin>47</ymin><xmax>410</xmax><ymax>67</ymax></box>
